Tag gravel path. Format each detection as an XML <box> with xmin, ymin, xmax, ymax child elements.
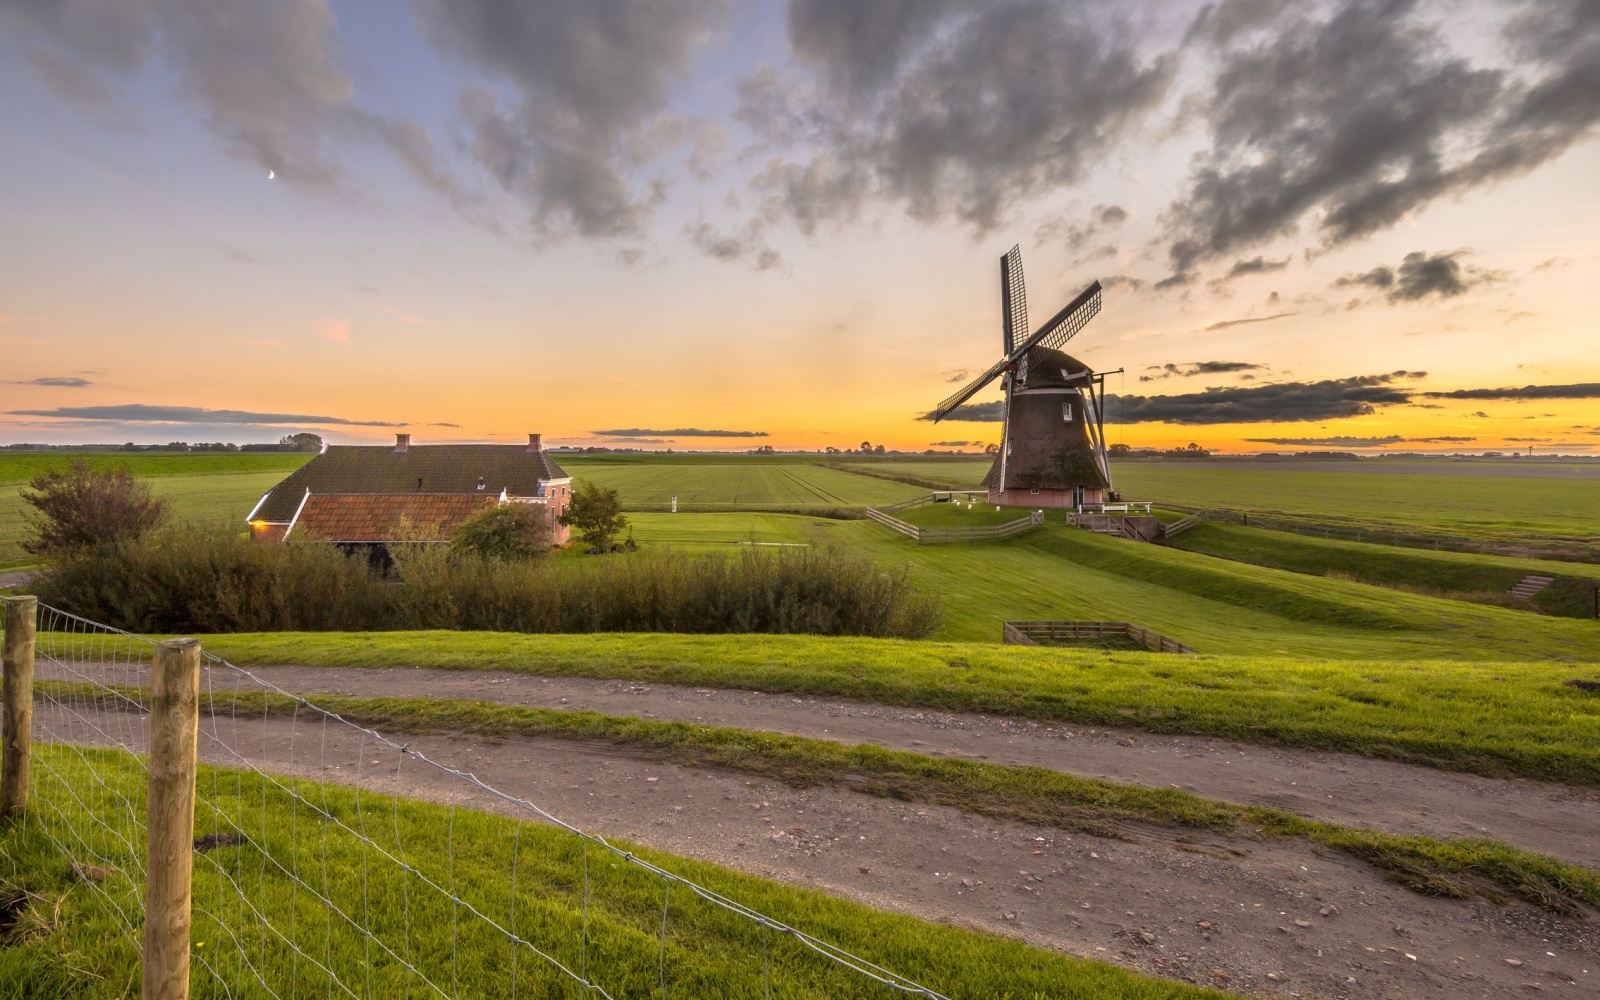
<box><xmin>209</xmin><ymin>663</ymin><xmax>1600</xmax><ymax>871</ymax></box>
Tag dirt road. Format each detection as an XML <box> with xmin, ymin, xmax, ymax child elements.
<box><xmin>32</xmin><ymin>686</ymin><xmax>1596</xmax><ymax>999</ymax></box>
<box><xmin>209</xmin><ymin>663</ymin><xmax>1600</xmax><ymax>871</ymax></box>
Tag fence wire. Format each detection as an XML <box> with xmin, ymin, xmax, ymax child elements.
<box><xmin>23</xmin><ymin>603</ymin><xmax>950</xmax><ymax>999</ymax></box>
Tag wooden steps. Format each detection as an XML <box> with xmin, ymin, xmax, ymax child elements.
<box><xmin>1510</xmin><ymin>575</ymin><xmax>1555</xmax><ymax>600</ymax></box>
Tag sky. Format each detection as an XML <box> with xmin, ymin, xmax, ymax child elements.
<box><xmin>2</xmin><ymin>0</ymin><xmax>1598</xmax><ymax>454</ymax></box>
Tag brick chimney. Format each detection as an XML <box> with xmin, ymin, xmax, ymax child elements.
<box><xmin>527</xmin><ymin>433</ymin><xmax>542</xmax><ymax>453</ymax></box>
<box><xmin>394</xmin><ymin>433</ymin><xmax>410</xmax><ymax>454</ymax></box>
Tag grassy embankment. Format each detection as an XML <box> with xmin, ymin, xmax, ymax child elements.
<box><xmin>0</xmin><ymin>746</ymin><xmax>1212</xmax><ymax>1000</ymax></box>
<box><xmin>178</xmin><ymin>630</ymin><xmax>1600</xmax><ymax>785</ymax></box>
<box><xmin>1169</xmin><ymin>522</ymin><xmax>1600</xmax><ymax>617</ymax></box>
<box><xmin>0</xmin><ymin>453</ymin><xmax>312</xmax><ymax>572</ymax></box>
<box><xmin>620</xmin><ymin>512</ymin><xmax>1600</xmax><ymax>658</ymax></box>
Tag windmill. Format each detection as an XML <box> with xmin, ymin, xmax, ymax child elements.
<box><xmin>930</xmin><ymin>245</ymin><xmax>1121</xmax><ymax>510</ymax></box>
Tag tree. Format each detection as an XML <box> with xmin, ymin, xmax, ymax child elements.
<box><xmin>1108</xmin><ymin>442</ymin><xmax>1131</xmax><ymax>457</ymax></box>
<box><xmin>873</xmin><ymin>444</ymin><xmax>886</xmax><ymax>454</ymax></box>
<box><xmin>984</xmin><ymin>442</ymin><xmax>1000</xmax><ymax>455</ymax></box>
<box><xmin>22</xmin><ymin>460</ymin><xmax>167</xmax><ymax>557</ymax></box>
<box><xmin>452</xmin><ymin>503</ymin><xmax>551</xmax><ymax>560</ymax></box>
<box><xmin>280</xmin><ymin>433</ymin><xmax>324</xmax><ymax>452</ymax></box>
<box><xmin>859</xmin><ymin>440</ymin><xmax>872</xmax><ymax>453</ymax></box>
<box><xmin>562</xmin><ymin>480</ymin><xmax>629</xmax><ymax>550</ymax></box>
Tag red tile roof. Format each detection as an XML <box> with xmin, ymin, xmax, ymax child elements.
<box><xmin>290</xmin><ymin>493</ymin><xmax>500</xmax><ymax>543</ymax></box>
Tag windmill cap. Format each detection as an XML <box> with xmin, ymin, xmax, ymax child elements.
<box><xmin>1022</xmin><ymin>347</ymin><xmax>1094</xmax><ymax>386</ymax></box>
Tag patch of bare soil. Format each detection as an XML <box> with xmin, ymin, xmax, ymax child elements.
<box><xmin>33</xmin><ymin>697</ymin><xmax>1597</xmax><ymax>999</ymax></box>
<box><xmin>219</xmin><ymin>664</ymin><xmax>1600</xmax><ymax>870</ymax></box>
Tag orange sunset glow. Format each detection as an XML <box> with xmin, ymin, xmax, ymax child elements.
<box><xmin>2</xmin><ymin>1</ymin><xmax>1597</xmax><ymax>454</ymax></box>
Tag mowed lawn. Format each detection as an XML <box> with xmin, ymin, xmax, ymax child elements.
<box><xmin>622</xmin><ymin>512</ymin><xmax>1600</xmax><ymax>659</ymax></box>
<box><xmin>560</xmin><ymin>457</ymin><xmax>922</xmax><ymax>508</ymax></box>
<box><xmin>0</xmin><ymin>453</ymin><xmax>311</xmax><ymax>570</ymax></box>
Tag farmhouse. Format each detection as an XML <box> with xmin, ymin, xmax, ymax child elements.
<box><xmin>246</xmin><ymin>433</ymin><xmax>572</xmax><ymax>546</ymax></box>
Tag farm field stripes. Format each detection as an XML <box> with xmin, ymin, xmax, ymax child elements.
<box><xmin>558</xmin><ymin>460</ymin><xmax>924</xmax><ymax>508</ymax></box>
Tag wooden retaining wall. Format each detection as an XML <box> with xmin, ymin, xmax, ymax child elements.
<box><xmin>1002</xmin><ymin>620</ymin><xmax>1197</xmax><ymax>654</ymax></box>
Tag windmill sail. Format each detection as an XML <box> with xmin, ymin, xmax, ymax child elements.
<box><xmin>1018</xmin><ymin>281</ymin><xmax>1101</xmax><ymax>356</ymax></box>
<box><xmin>1000</xmin><ymin>245</ymin><xmax>1028</xmax><ymax>356</ymax></box>
<box><xmin>931</xmin><ymin>355</ymin><xmax>1011</xmax><ymax>423</ymax></box>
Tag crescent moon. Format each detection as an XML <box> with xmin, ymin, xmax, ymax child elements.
<box><xmin>267</xmin><ymin>169</ymin><xmax>275</xmax><ymax>179</ymax></box>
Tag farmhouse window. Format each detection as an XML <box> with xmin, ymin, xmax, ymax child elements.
<box><xmin>1062</xmin><ymin>403</ymin><xmax>1073</xmax><ymax>423</ymax></box>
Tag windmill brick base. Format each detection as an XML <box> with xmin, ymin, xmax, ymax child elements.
<box><xmin>987</xmin><ymin>487</ymin><xmax>1105</xmax><ymax>509</ymax></box>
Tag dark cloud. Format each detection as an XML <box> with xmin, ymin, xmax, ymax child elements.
<box><xmin>420</xmin><ymin>0</ymin><xmax>731</xmax><ymax>237</ymax></box>
<box><xmin>1335</xmin><ymin>250</ymin><xmax>1497</xmax><ymax>302</ymax></box>
<box><xmin>0</xmin><ymin>0</ymin><xmax>460</xmax><ymax>198</ymax></box>
<box><xmin>8</xmin><ymin>404</ymin><xmax>400</xmax><ymax>426</ymax></box>
<box><xmin>751</xmin><ymin>2</ymin><xmax>1174</xmax><ymax>233</ymax></box>
<box><xmin>1202</xmin><ymin>311</ymin><xmax>1298</xmax><ymax>331</ymax></box>
<box><xmin>1246</xmin><ymin>434</ymin><xmax>1477</xmax><ymax>446</ymax></box>
<box><xmin>917</xmin><ymin>400</ymin><xmax>1005</xmax><ymax>422</ymax></box>
<box><xmin>1140</xmin><ymin>361</ymin><xmax>1266</xmax><ymax>382</ymax></box>
<box><xmin>1102</xmin><ymin>274</ymin><xmax>1148</xmax><ymax>292</ymax></box>
<box><xmin>1037</xmin><ymin>203</ymin><xmax>1130</xmax><ymax>255</ymax></box>
<box><xmin>930</xmin><ymin>440</ymin><xmax>979</xmax><ymax>447</ymax></box>
<box><xmin>1225</xmin><ymin>255</ymin><xmax>1289</xmax><ymax>279</ymax></box>
<box><xmin>685</xmin><ymin>220</ymin><xmax>783</xmax><ymax>271</ymax></box>
<box><xmin>429</xmin><ymin>422</ymin><xmax>461</xmax><ymax>428</ymax></box>
<box><xmin>1422</xmin><ymin>383</ymin><xmax>1600</xmax><ymax>401</ymax></box>
<box><xmin>1163</xmin><ymin>0</ymin><xmax>1600</xmax><ymax>277</ymax></box>
<box><xmin>1246</xmin><ymin>435</ymin><xmax>1404</xmax><ymax>447</ymax></box>
<box><xmin>12</xmin><ymin>377</ymin><xmax>92</xmax><ymax>388</ymax></box>
<box><xmin>591</xmin><ymin>427</ymin><xmax>769</xmax><ymax>438</ymax></box>
<box><xmin>1110</xmin><ymin>373</ymin><xmax>1418</xmax><ymax>425</ymax></box>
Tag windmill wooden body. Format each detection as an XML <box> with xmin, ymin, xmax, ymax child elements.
<box><xmin>931</xmin><ymin>246</ymin><xmax>1120</xmax><ymax>510</ymax></box>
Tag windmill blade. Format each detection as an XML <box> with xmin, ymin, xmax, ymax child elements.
<box><xmin>1018</xmin><ymin>280</ymin><xmax>1102</xmax><ymax>356</ymax></box>
<box><xmin>930</xmin><ymin>355</ymin><xmax>1011</xmax><ymax>423</ymax></box>
<box><xmin>1000</xmin><ymin>245</ymin><xmax>1028</xmax><ymax>356</ymax></box>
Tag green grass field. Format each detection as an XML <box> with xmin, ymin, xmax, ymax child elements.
<box><xmin>0</xmin><ymin>745</ymin><xmax>1217</xmax><ymax>1000</ymax></box>
<box><xmin>557</xmin><ymin>458</ymin><xmax>922</xmax><ymax>509</ymax></box>
<box><xmin>622</xmin><ymin>513</ymin><xmax>1600</xmax><ymax>659</ymax></box>
<box><xmin>0</xmin><ymin>467</ymin><xmax>304</xmax><ymax>571</ymax></box>
<box><xmin>838</xmin><ymin>459</ymin><xmax>1600</xmax><ymax>541</ymax></box>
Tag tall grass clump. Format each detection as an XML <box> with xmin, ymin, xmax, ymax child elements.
<box><xmin>35</xmin><ymin>526</ymin><xmax>941</xmax><ymax>638</ymax></box>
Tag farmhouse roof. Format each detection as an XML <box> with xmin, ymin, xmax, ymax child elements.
<box><xmin>252</xmin><ymin>444</ymin><xmax>568</xmax><ymax>523</ymax></box>
<box><xmin>289</xmin><ymin>493</ymin><xmax>498</xmax><ymax>543</ymax></box>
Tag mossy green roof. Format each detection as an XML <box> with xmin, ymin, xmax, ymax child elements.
<box><xmin>251</xmin><ymin>445</ymin><xmax>568</xmax><ymax>523</ymax></box>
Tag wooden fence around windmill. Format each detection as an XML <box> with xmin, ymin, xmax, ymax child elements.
<box><xmin>866</xmin><ymin>492</ymin><xmax>1045</xmax><ymax>543</ymax></box>
<box><xmin>1002</xmin><ymin>620</ymin><xmax>1197</xmax><ymax>654</ymax></box>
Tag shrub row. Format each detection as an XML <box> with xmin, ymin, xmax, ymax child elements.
<box><xmin>36</xmin><ymin>527</ymin><xmax>942</xmax><ymax>638</ymax></box>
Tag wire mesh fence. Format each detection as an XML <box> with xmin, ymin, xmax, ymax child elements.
<box><xmin>13</xmin><ymin>600</ymin><xmax>950</xmax><ymax>999</ymax></box>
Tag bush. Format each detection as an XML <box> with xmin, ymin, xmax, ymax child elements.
<box><xmin>21</xmin><ymin>460</ymin><xmax>166</xmax><ymax>558</ymax></box>
<box><xmin>562</xmin><ymin>480</ymin><xmax>627</xmax><ymax>549</ymax></box>
<box><xmin>36</xmin><ymin>526</ymin><xmax>942</xmax><ymax>639</ymax></box>
<box><xmin>451</xmin><ymin>504</ymin><xmax>551</xmax><ymax>560</ymax></box>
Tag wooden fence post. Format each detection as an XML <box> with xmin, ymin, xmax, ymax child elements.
<box><xmin>2</xmin><ymin>595</ymin><xmax>37</xmax><ymax>817</ymax></box>
<box><xmin>144</xmin><ymin>637</ymin><xmax>201</xmax><ymax>1000</ymax></box>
